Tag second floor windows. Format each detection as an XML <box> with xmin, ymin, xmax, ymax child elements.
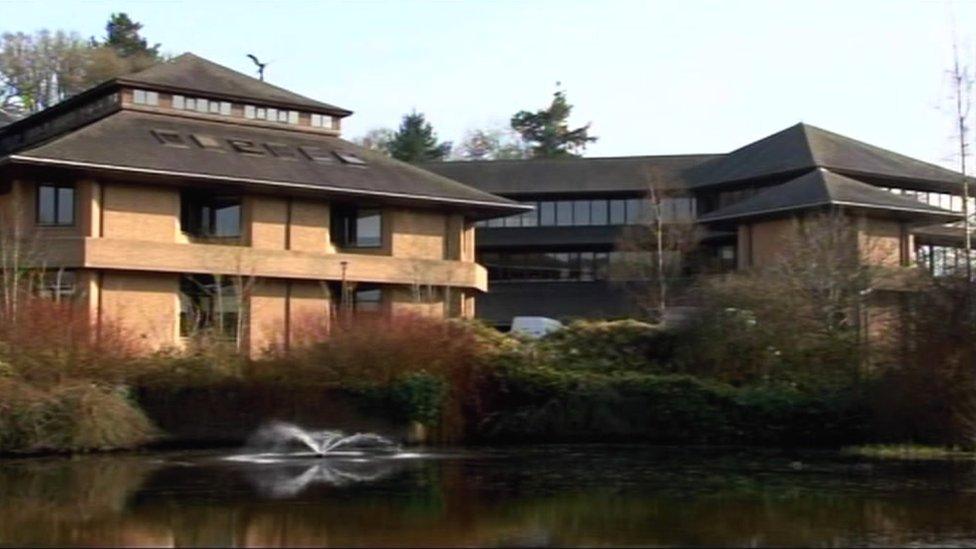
<box><xmin>180</xmin><ymin>192</ymin><xmax>242</xmax><ymax>239</ymax></box>
<box><xmin>37</xmin><ymin>184</ymin><xmax>75</xmax><ymax>226</ymax></box>
<box><xmin>480</xmin><ymin>197</ymin><xmax>697</xmax><ymax>228</ymax></box>
<box><xmin>332</xmin><ymin>207</ymin><xmax>382</xmax><ymax>248</ymax></box>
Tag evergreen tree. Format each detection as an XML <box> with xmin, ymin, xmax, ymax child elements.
<box><xmin>510</xmin><ymin>88</ymin><xmax>597</xmax><ymax>158</ymax></box>
<box><xmin>388</xmin><ymin>111</ymin><xmax>452</xmax><ymax>162</ymax></box>
<box><xmin>104</xmin><ymin>13</ymin><xmax>160</xmax><ymax>59</ymax></box>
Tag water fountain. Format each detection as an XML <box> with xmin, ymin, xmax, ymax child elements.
<box><xmin>244</xmin><ymin>421</ymin><xmax>402</xmax><ymax>457</ymax></box>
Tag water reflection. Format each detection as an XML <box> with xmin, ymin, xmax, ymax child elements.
<box><xmin>2</xmin><ymin>446</ymin><xmax>976</xmax><ymax>547</ymax></box>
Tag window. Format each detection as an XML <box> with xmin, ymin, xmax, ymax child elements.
<box><xmin>37</xmin><ymin>184</ymin><xmax>74</xmax><ymax>226</ymax></box>
<box><xmin>591</xmin><ymin>200</ymin><xmax>608</xmax><ymax>225</ymax></box>
<box><xmin>311</xmin><ymin>114</ymin><xmax>331</xmax><ymax>128</ymax></box>
<box><xmin>573</xmin><ymin>200</ymin><xmax>591</xmax><ymax>226</ymax></box>
<box><xmin>172</xmin><ymin>95</ymin><xmax>185</xmax><ymax>110</ymax></box>
<box><xmin>556</xmin><ymin>201</ymin><xmax>574</xmax><ymax>226</ymax></box>
<box><xmin>288</xmin><ymin>111</ymin><xmax>299</xmax><ymax>124</ymax></box>
<box><xmin>195</xmin><ymin>98</ymin><xmax>209</xmax><ymax>114</ymax></box>
<box><xmin>180</xmin><ymin>192</ymin><xmax>241</xmax><ymax>239</ymax></box>
<box><xmin>625</xmin><ymin>198</ymin><xmax>643</xmax><ymax>224</ymax></box>
<box><xmin>332</xmin><ymin>207</ymin><xmax>383</xmax><ymax>248</ymax></box>
<box><xmin>180</xmin><ymin>275</ymin><xmax>239</xmax><ymax>339</ymax></box>
<box><xmin>504</xmin><ymin>213</ymin><xmax>521</xmax><ymax>227</ymax></box>
<box><xmin>267</xmin><ymin>143</ymin><xmax>299</xmax><ymax>159</ymax></box>
<box><xmin>151</xmin><ymin>130</ymin><xmax>188</xmax><ymax>147</ymax></box>
<box><xmin>481</xmin><ymin>251</ymin><xmax>612</xmax><ymax>282</ymax></box>
<box><xmin>299</xmin><ymin>145</ymin><xmax>333</xmax><ymax>162</ymax></box>
<box><xmin>219</xmin><ymin>102</ymin><xmax>232</xmax><ymax>116</ymax></box>
<box><xmin>209</xmin><ymin>101</ymin><xmax>221</xmax><ymax>114</ymax></box>
<box><xmin>244</xmin><ymin>105</ymin><xmax>256</xmax><ymax>119</ymax></box>
<box><xmin>191</xmin><ymin>134</ymin><xmax>223</xmax><ymax>150</ymax></box>
<box><xmin>37</xmin><ymin>270</ymin><xmax>76</xmax><ymax>301</ymax></box>
<box><xmin>353</xmin><ymin>287</ymin><xmax>383</xmax><ymax>313</ymax></box>
<box><xmin>132</xmin><ymin>89</ymin><xmax>158</xmax><ymax>106</ymax></box>
<box><xmin>609</xmin><ymin>199</ymin><xmax>626</xmax><ymax>225</ymax></box>
<box><xmin>334</xmin><ymin>151</ymin><xmax>367</xmax><ymax>165</ymax></box>
<box><xmin>539</xmin><ymin>202</ymin><xmax>556</xmax><ymax>226</ymax></box>
<box><xmin>520</xmin><ymin>205</ymin><xmax>538</xmax><ymax>227</ymax></box>
<box><xmin>228</xmin><ymin>139</ymin><xmax>265</xmax><ymax>155</ymax></box>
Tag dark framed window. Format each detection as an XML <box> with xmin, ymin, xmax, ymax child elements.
<box><xmin>609</xmin><ymin>199</ymin><xmax>626</xmax><ymax>225</ymax></box>
<box><xmin>180</xmin><ymin>192</ymin><xmax>242</xmax><ymax>239</ymax></box>
<box><xmin>539</xmin><ymin>202</ymin><xmax>556</xmax><ymax>226</ymax></box>
<box><xmin>625</xmin><ymin>198</ymin><xmax>643</xmax><ymax>224</ymax></box>
<box><xmin>353</xmin><ymin>287</ymin><xmax>383</xmax><ymax>313</ymax></box>
<box><xmin>591</xmin><ymin>200</ymin><xmax>608</xmax><ymax>225</ymax></box>
<box><xmin>37</xmin><ymin>184</ymin><xmax>75</xmax><ymax>226</ymax></box>
<box><xmin>573</xmin><ymin>200</ymin><xmax>591</xmax><ymax>226</ymax></box>
<box><xmin>332</xmin><ymin>207</ymin><xmax>383</xmax><ymax>248</ymax></box>
<box><xmin>179</xmin><ymin>275</ymin><xmax>240</xmax><ymax>340</ymax></box>
<box><xmin>556</xmin><ymin>201</ymin><xmax>574</xmax><ymax>226</ymax></box>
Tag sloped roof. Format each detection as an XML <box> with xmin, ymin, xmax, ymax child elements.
<box><xmin>687</xmin><ymin>123</ymin><xmax>966</xmax><ymax>189</ymax></box>
<box><xmin>3</xmin><ymin>110</ymin><xmax>523</xmax><ymax>213</ymax></box>
<box><xmin>0</xmin><ymin>110</ymin><xmax>16</xmax><ymax>128</ymax></box>
<box><xmin>697</xmin><ymin>168</ymin><xmax>962</xmax><ymax>223</ymax></box>
<box><xmin>116</xmin><ymin>53</ymin><xmax>351</xmax><ymax>116</ymax></box>
<box><xmin>422</xmin><ymin>154</ymin><xmax>719</xmax><ymax>195</ymax></box>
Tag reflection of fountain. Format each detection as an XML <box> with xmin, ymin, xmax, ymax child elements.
<box><xmin>245</xmin><ymin>458</ymin><xmax>405</xmax><ymax>498</ymax></box>
<box><xmin>246</xmin><ymin>421</ymin><xmax>400</xmax><ymax>457</ymax></box>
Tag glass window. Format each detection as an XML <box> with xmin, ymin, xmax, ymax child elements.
<box><xmin>244</xmin><ymin>105</ymin><xmax>255</xmax><ymax>119</ymax></box>
<box><xmin>37</xmin><ymin>270</ymin><xmax>76</xmax><ymax>301</ymax></box>
<box><xmin>332</xmin><ymin>207</ymin><xmax>383</xmax><ymax>248</ymax></box>
<box><xmin>556</xmin><ymin>201</ymin><xmax>573</xmax><ymax>226</ymax></box>
<box><xmin>267</xmin><ymin>108</ymin><xmax>278</xmax><ymax>121</ymax></box>
<box><xmin>504</xmin><ymin>214</ymin><xmax>521</xmax><ymax>227</ymax></box>
<box><xmin>488</xmin><ymin>216</ymin><xmax>505</xmax><ymax>228</ymax></box>
<box><xmin>256</xmin><ymin>107</ymin><xmax>266</xmax><ymax>119</ymax></box>
<box><xmin>591</xmin><ymin>200</ymin><xmax>608</xmax><ymax>225</ymax></box>
<box><xmin>133</xmin><ymin>89</ymin><xmax>146</xmax><ymax>104</ymax></box>
<box><xmin>219</xmin><ymin>102</ymin><xmax>232</xmax><ymax>115</ymax></box>
<box><xmin>609</xmin><ymin>199</ymin><xmax>626</xmax><ymax>225</ymax></box>
<box><xmin>353</xmin><ymin>288</ymin><xmax>383</xmax><ymax>313</ymax></box>
<box><xmin>311</xmin><ymin>114</ymin><xmax>322</xmax><ymax>127</ymax></box>
<box><xmin>195</xmin><ymin>99</ymin><xmax>209</xmax><ymax>114</ymax></box>
<box><xmin>539</xmin><ymin>202</ymin><xmax>556</xmax><ymax>226</ymax></box>
<box><xmin>209</xmin><ymin>101</ymin><xmax>221</xmax><ymax>114</ymax></box>
<box><xmin>288</xmin><ymin>111</ymin><xmax>299</xmax><ymax>124</ymax></box>
<box><xmin>133</xmin><ymin>89</ymin><xmax>158</xmax><ymax>105</ymax></box>
<box><xmin>520</xmin><ymin>205</ymin><xmax>537</xmax><ymax>227</ymax></box>
<box><xmin>573</xmin><ymin>200</ymin><xmax>591</xmax><ymax>226</ymax></box>
<box><xmin>625</xmin><ymin>198</ymin><xmax>643</xmax><ymax>224</ymax></box>
<box><xmin>180</xmin><ymin>193</ymin><xmax>241</xmax><ymax>239</ymax></box>
<box><xmin>179</xmin><ymin>275</ymin><xmax>239</xmax><ymax>340</ymax></box>
<box><xmin>184</xmin><ymin>97</ymin><xmax>196</xmax><ymax>111</ymax></box>
<box><xmin>37</xmin><ymin>184</ymin><xmax>74</xmax><ymax>226</ymax></box>
<box><xmin>172</xmin><ymin>95</ymin><xmax>185</xmax><ymax>110</ymax></box>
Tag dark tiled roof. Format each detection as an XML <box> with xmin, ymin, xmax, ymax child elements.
<box><xmin>117</xmin><ymin>53</ymin><xmax>351</xmax><ymax>116</ymax></box>
<box><xmin>421</xmin><ymin>154</ymin><xmax>720</xmax><ymax>196</ymax></box>
<box><xmin>687</xmin><ymin>123</ymin><xmax>966</xmax><ymax>189</ymax></box>
<box><xmin>4</xmin><ymin>110</ymin><xmax>522</xmax><ymax>212</ymax></box>
<box><xmin>0</xmin><ymin>110</ymin><xmax>16</xmax><ymax>128</ymax></box>
<box><xmin>697</xmin><ymin>168</ymin><xmax>962</xmax><ymax>223</ymax></box>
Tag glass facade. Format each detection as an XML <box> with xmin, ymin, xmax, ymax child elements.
<box><xmin>480</xmin><ymin>197</ymin><xmax>696</xmax><ymax>228</ymax></box>
<box><xmin>917</xmin><ymin>245</ymin><xmax>975</xmax><ymax>277</ymax></box>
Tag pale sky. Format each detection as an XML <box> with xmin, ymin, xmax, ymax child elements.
<box><xmin>3</xmin><ymin>0</ymin><xmax>976</xmax><ymax>169</ymax></box>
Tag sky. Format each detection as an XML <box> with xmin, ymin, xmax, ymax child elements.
<box><xmin>2</xmin><ymin>0</ymin><xmax>976</xmax><ymax>168</ymax></box>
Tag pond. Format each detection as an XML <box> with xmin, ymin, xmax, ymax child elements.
<box><xmin>1</xmin><ymin>445</ymin><xmax>975</xmax><ymax>547</ymax></box>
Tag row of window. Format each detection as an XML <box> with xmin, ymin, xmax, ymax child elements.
<box><xmin>178</xmin><ymin>275</ymin><xmax>382</xmax><ymax>340</ymax></box>
<box><xmin>480</xmin><ymin>251</ymin><xmax>611</xmax><ymax>281</ymax></box>
<box><xmin>128</xmin><ymin>88</ymin><xmax>337</xmax><ymax>130</ymax></box>
<box><xmin>244</xmin><ymin>104</ymin><xmax>300</xmax><ymax>124</ymax></box>
<box><xmin>477</xmin><ymin>197</ymin><xmax>697</xmax><ymax>229</ymax></box>
<box><xmin>37</xmin><ymin>184</ymin><xmax>382</xmax><ymax>249</ymax></box>
<box><xmin>881</xmin><ymin>187</ymin><xmax>973</xmax><ymax>213</ymax></box>
<box><xmin>917</xmin><ymin>245</ymin><xmax>975</xmax><ymax>277</ymax></box>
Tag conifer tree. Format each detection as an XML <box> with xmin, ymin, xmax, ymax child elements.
<box><xmin>388</xmin><ymin>111</ymin><xmax>451</xmax><ymax>162</ymax></box>
<box><xmin>511</xmin><ymin>87</ymin><xmax>597</xmax><ymax>158</ymax></box>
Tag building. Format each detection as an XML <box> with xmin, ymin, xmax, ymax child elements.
<box><xmin>425</xmin><ymin>124</ymin><xmax>970</xmax><ymax>327</ymax></box>
<box><xmin>0</xmin><ymin>53</ymin><xmax>525</xmax><ymax>352</ymax></box>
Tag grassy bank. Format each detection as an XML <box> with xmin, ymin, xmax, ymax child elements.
<box><xmin>841</xmin><ymin>445</ymin><xmax>975</xmax><ymax>460</ymax></box>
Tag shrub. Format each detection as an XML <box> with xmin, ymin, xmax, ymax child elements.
<box><xmin>534</xmin><ymin>319</ymin><xmax>676</xmax><ymax>373</ymax></box>
<box><xmin>390</xmin><ymin>372</ymin><xmax>448</xmax><ymax>427</ymax></box>
<box><xmin>0</xmin><ymin>378</ymin><xmax>156</xmax><ymax>454</ymax></box>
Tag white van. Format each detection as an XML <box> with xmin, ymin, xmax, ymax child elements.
<box><xmin>510</xmin><ymin>316</ymin><xmax>563</xmax><ymax>338</ymax></box>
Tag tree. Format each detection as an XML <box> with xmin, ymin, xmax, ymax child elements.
<box><xmin>510</xmin><ymin>87</ymin><xmax>597</xmax><ymax>158</ymax></box>
<box><xmin>103</xmin><ymin>13</ymin><xmax>160</xmax><ymax>60</ymax></box>
<box><xmin>388</xmin><ymin>111</ymin><xmax>451</xmax><ymax>162</ymax></box>
<box><xmin>0</xmin><ymin>14</ymin><xmax>162</xmax><ymax>115</ymax></box>
<box><xmin>352</xmin><ymin>127</ymin><xmax>395</xmax><ymax>155</ymax></box>
<box><xmin>615</xmin><ymin>168</ymin><xmax>702</xmax><ymax>321</ymax></box>
<box><xmin>947</xmin><ymin>39</ymin><xmax>974</xmax><ymax>281</ymax></box>
<box><xmin>454</xmin><ymin>128</ymin><xmax>529</xmax><ymax>161</ymax></box>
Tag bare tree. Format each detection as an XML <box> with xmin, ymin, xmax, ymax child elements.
<box><xmin>949</xmin><ymin>39</ymin><xmax>974</xmax><ymax>281</ymax></box>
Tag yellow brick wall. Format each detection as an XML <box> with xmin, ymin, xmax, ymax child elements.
<box><xmin>858</xmin><ymin>217</ymin><xmax>906</xmax><ymax>267</ymax></box>
<box><xmin>246</xmin><ymin>196</ymin><xmax>288</xmax><ymax>250</ymax></box>
<box><xmin>102</xmin><ymin>183</ymin><xmax>180</xmax><ymax>242</ymax></box>
<box><xmin>289</xmin><ymin>200</ymin><xmax>332</xmax><ymax>253</ymax></box>
<box><xmin>99</xmin><ymin>271</ymin><xmax>179</xmax><ymax>349</ymax></box>
<box><xmin>390</xmin><ymin>209</ymin><xmax>447</xmax><ymax>260</ymax></box>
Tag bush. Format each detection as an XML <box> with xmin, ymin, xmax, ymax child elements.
<box><xmin>533</xmin><ymin>319</ymin><xmax>676</xmax><ymax>373</ymax></box>
<box><xmin>390</xmin><ymin>372</ymin><xmax>448</xmax><ymax>427</ymax></box>
<box><xmin>0</xmin><ymin>378</ymin><xmax>156</xmax><ymax>454</ymax></box>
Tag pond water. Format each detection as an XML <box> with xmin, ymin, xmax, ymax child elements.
<box><xmin>2</xmin><ymin>445</ymin><xmax>976</xmax><ymax>547</ymax></box>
